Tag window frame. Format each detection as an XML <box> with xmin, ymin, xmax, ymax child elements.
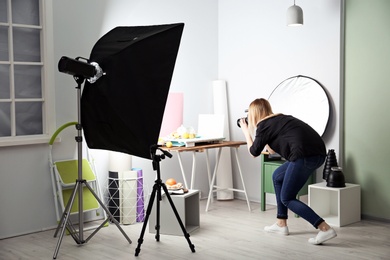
<box><xmin>0</xmin><ymin>0</ymin><xmax>55</xmax><ymax>147</ymax></box>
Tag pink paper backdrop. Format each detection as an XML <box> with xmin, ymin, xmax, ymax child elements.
<box><xmin>159</xmin><ymin>92</ymin><xmax>183</xmax><ymax>137</ymax></box>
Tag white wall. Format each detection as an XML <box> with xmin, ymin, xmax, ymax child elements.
<box><xmin>0</xmin><ymin>0</ymin><xmax>341</xmax><ymax>239</ymax></box>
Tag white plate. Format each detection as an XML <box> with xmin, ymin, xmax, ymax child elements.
<box><xmin>167</xmin><ymin>187</ymin><xmax>182</xmax><ymax>191</ymax></box>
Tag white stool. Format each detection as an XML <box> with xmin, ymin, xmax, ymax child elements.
<box><xmin>149</xmin><ymin>189</ymin><xmax>200</xmax><ymax>236</ymax></box>
<box><xmin>309</xmin><ymin>182</ymin><xmax>361</xmax><ymax>227</ymax></box>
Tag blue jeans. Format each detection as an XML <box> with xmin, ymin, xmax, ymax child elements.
<box><xmin>272</xmin><ymin>155</ymin><xmax>325</xmax><ymax>229</ymax></box>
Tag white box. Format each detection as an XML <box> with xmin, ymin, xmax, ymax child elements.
<box><xmin>309</xmin><ymin>182</ymin><xmax>361</xmax><ymax>227</ymax></box>
<box><xmin>149</xmin><ymin>189</ymin><xmax>200</xmax><ymax>236</ymax></box>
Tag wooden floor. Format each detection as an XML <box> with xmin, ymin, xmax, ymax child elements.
<box><xmin>1</xmin><ymin>199</ymin><xmax>389</xmax><ymax>260</ymax></box>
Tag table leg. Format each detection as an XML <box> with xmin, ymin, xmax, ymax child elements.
<box><xmin>190</xmin><ymin>151</ymin><xmax>197</xmax><ymax>190</ymax></box>
<box><xmin>205</xmin><ymin>150</ymin><xmax>212</xmax><ymax>186</ymax></box>
<box><xmin>234</xmin><ymin>147</ymin><xmax>251</xmax><ymax>211</ymax></box>
<box><xmin>205</xmin><ymin>150</ymin><xmax>212</xmax><ymax>203</ymax></box>
<box><xmin>261</xmin><ymin>192</ymin><xmax>266</xmax><ymax>211</ymax></box>
<box><xmin>176</xmin><ymin>152</ymin><xmax>188</xmax><ymax>189</ymax></box>
<box><xmin>206</xmin><ymin>147</ymin><xmax>223</xmax><ymax>212</ymax></box>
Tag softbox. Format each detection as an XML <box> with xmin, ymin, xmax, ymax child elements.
<box><xmin>81</xmin><ymin>23</ymin><xmax>184</xmax><ymax>160</ymax></box>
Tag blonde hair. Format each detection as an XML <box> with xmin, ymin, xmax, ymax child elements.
<box><xmin>248</xmin><ymin>98</ymin><xmax>273</xmax><ymax>129</ymax></box>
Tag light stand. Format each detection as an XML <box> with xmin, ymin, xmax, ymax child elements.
<box><xmin>134</xmin><ymin>145</ymin><xmax>195</xmax><ymax>256</ymax></box>
<box><xmin>52</xmin><ymin>76</ymin><xmax>132</xmax><ymax>259</ymax></box>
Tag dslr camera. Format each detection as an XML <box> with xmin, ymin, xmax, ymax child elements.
<box><xmin>236</xmin><ymin>117</ymin><xmax>248</xmax><ymax>128</ymax></box>
<box><xmin>236</xmin><ymin>109</ymin><xmax>248</xmax><ymax>128</ymax></box>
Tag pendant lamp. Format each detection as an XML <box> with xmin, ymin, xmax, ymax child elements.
<box><xmin>287</xmin><ymin>0</ymin><xmax>303</xmax><ymax>26</ymax></box>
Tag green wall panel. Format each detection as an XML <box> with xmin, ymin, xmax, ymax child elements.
<box><xmin>345</xmin><ymin>0</ymin><xmax>390</xmax><ymax>220</ymax></box>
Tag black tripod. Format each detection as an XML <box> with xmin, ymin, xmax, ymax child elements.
<box><xmin>53</xmin><ymin>76</ymin><xmax>132</xmax><ymax>259</ymax></box>
<box><xmin>134</xmin><ymin>145</ymin><xmax>196</xmax><ymax>256</ymax></box>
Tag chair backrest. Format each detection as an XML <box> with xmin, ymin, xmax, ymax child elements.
<box><xmin>55</xmin><ymin>159</ymin><xmax>96</xmax><ymax>185</ymax></box>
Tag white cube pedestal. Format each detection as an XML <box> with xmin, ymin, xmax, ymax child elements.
<box><xmin>309</xmin><ymin>182</ymin><xmax>361</xmax><ymax>227</ymax></box>
<box><xmin>149</xmin><ymin>189</ymin><xmax>200</xmax><ymax>236</ymax></box>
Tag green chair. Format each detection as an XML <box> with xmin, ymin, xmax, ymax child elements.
<box><xmin>49</xmin><ymin>122</ymin><xmax>105</xmax><ymax>228</ymax></box>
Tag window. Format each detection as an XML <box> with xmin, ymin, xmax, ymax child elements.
<box><xmin>0</xmin><ymin>0</ymin><xmax>55</xmax><ymax>146</ymax></box>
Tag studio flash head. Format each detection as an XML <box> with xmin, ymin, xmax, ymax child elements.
<box><xmin>58</xmin><ymin>56</ymin><xmax>104</xmax><ymax>83</ymax></box>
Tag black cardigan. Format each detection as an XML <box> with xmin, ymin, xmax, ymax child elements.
<box><xmin>250</xmin><ymin>114</ymin><xmax>326</xmax><ymax>161</ymax></box>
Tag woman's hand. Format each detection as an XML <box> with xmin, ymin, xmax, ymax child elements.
<box><xmin>239</xmin><ymin>118</ymin><xmax>248</xmax><ymax>131</ymax></box>
<box><xmin>266</xmin><ymin>144</ymin><xmax>276</xmax><ymax>154</ymax></box>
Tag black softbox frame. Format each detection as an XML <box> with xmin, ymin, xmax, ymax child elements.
<box><xmin>81</xmin><ymin>23</ymin><xmax>184</xmax><ymax>160</ymax></box>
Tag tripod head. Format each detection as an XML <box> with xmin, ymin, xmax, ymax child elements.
<box><xmin>150</xmin><ymin>144</ymin><xmax>172</xmax><ymax>159</ymax></box>
<box><xmin>150</xmin><ymin>144</ymin><xmax>172</xmax><ymax>171</ymax></box>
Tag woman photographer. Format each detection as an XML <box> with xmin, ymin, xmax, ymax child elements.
<box><xmin>239</xmin><ymin>98</ymin><xmax>337</xmax><ymax>245</ymax></box>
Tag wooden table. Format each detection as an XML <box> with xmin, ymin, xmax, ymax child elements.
<box><xmin>162</xmin><ymin>141</ymin><xmax>251</xmax><ymax>211</ymax></box>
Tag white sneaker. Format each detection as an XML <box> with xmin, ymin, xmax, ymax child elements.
<box><xmin>308</xmin><ymin>228</ymin><xmax>337</xmax><ymax>245</ymax></box>
<box><xmin>264</xmin><ymin>223</ymin><xmax>289</xmax><ymax>235</ymax></box>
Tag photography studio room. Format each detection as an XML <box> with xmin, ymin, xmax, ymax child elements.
<box><xmin>0</xmin><ymin>0</ymin><xmax>389</xmax><ymax>259</ymax></box>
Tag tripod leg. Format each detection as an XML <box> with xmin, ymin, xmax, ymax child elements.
<box><xmin>135</xmin><ymin>182</ymin><xmax>158</xmax><ymax>256</ymax></box>
<box><xmin>82</xmin><ymin>181</ymin><xmax>132</xmax><ymax>244</ymax></box>
<box><xmin>161</xmin><ymin>184</ymin><xmax>196</xmax><ymax>253</ymax></box>
<box><xmin>53</xmin><ymin>181</ymin><xmax>82</xmax><ymax>259</ymax></box>
<box><xmin>155</xmin><ymin>182</ymin><xmax>161</xmax><ymax>242</ymax></box>
<box><xmin>53</xmin><ymin>181</ymin><xmax>78</xmax><ymax>238</ymax></box>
